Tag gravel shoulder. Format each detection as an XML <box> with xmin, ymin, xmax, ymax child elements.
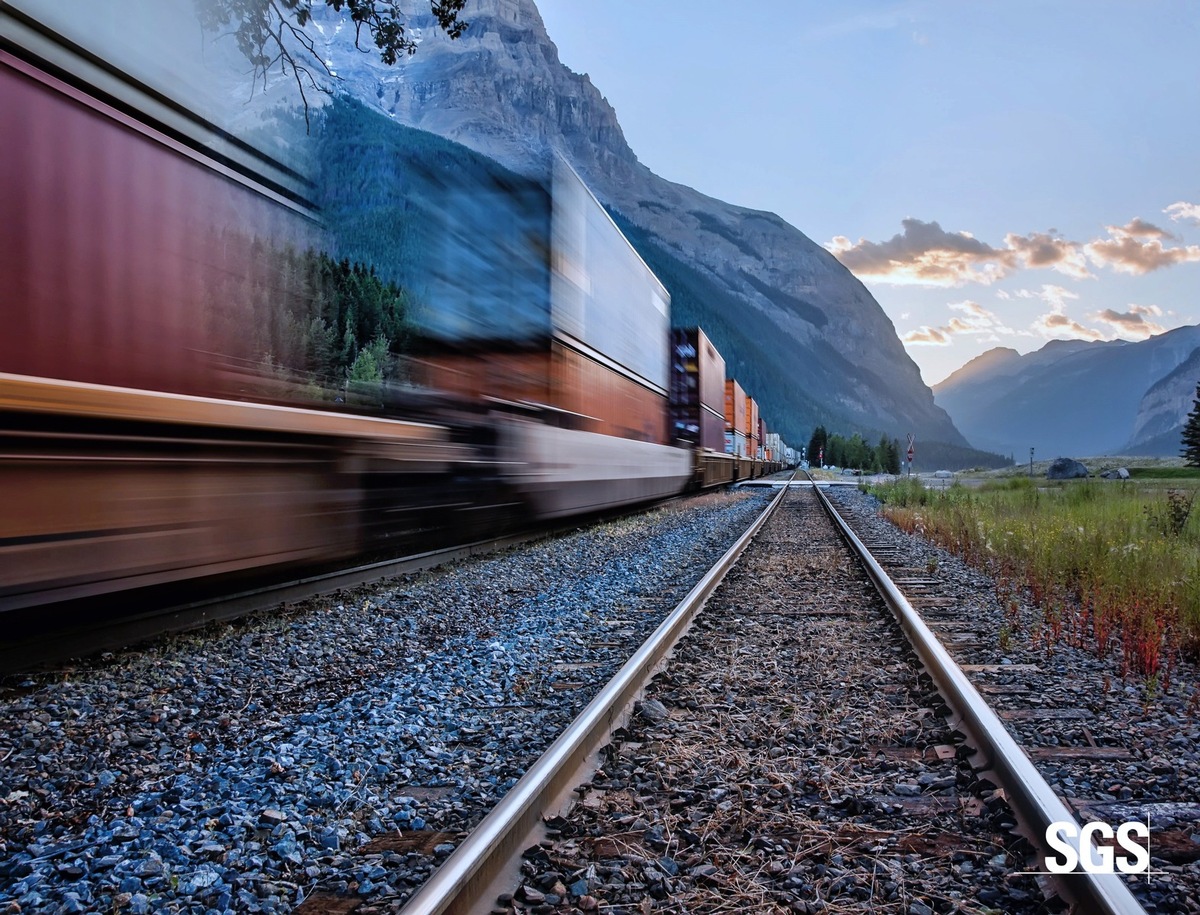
<box><xmin>829</xmin><ymin>486</ymin><xmax>1200</xmax><ymax>915</ymax></box>
<box><xmin>0</xmin><ymin>489</ymin><xmax>771</xmax><ymax>915</ymax></box>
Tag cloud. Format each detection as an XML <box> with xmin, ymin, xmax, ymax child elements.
<box><xmin>828</xmin><ymin>219</ymin><xmax>1014</xmax><ymax>286</ymax></box>
<box><xmin>1013</xmin><ymin>284</ymin><xmax>1079</xmax><ymax>311</ymax></box>
<box><xmin>1084</xmin><ymin>222</ymin><xmax>1200</xmax><ymax>274</ymax></box>
<box><xmin>1021</xmin><ymin>284</ymin><xmax>1103</xmax><ymax>340</ymax></box>
<box><xmin>903</xmin><ymin>326</ymin><xmax>951</xmax><ymax>345</ymax></box>
<box><xmin>1114</xmin><ymin>218</ymin><xmax>1175</xmax><ymax>240</ymax></box>
<box><xmin>902</xmin><ymin>300</ymin><xmax>1014</xmax><ymax>346</ymax></box>
<box><xmin>832</xmin><ymin>208</ymin><xmax>1200</xmax><ymax>287</ymax></box>
<box><xmin>1165</xmin><ymin>201</ymin><xmax>1200</xmax><ymax>225</ymax></box>
<box><xmin>1092</xmin><ymin>304</ymin><xmax>1165</xmax><ymax>339</ymax></box>
<box><xmin>1031</xmin><ymin>311</ymin><xmax>1105</xmax><ymax>341</ymax></box>
<box><xmin>828</xmin><ymin>220</ymin><xmax>1089</xmax><ymax>286</ymax></box>
<box><xmin>1003</xmin><ymin>231</ymin><xmax>1092</xmax><ymax>278</ymax></box>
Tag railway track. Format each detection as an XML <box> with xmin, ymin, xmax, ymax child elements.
<box><xmin>4</xmin><ymin>480</ymin><xmax>1194</xmax><ymax>913</ymax></box>
<box><xmin>394</xmin><ymin>480</ymin><xmax>1162</xmax><ymax>914</ymax></box>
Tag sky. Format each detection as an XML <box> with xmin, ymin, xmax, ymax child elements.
<box><xmin>534</xmin><ymin>0</ymin><xmax>1200</xmax><ymax>385</ymax></box>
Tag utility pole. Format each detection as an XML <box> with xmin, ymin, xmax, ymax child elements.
<box><xmin>1029</xmin><ymin>447</ymin><xmax>1035</xmax><ymax>478</ymax></box>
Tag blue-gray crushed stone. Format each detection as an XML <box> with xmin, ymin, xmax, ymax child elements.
<box><xmin>0</xmin><ymin>489</ymin><xmax>769</xmax><ymax>913</ymax></box>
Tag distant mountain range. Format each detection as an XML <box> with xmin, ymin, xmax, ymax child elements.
<box><xmin>288</xmin><ymin>0</ymin><xmax>972</xmax><ymax>452</ymax></box>
<box><xmin>933</xmin><ymin>326</ymin><xmax>1200</xmax><ymax>458</ymax></box>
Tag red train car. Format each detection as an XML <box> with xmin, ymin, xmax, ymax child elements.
<box><xmin>0</xmin><ymin>23</ymin><xmax>467</xmax><ymax>612</ymax></box>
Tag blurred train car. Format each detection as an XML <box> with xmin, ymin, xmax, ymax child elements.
<box><xmin>412</xmin><ymin>158</ymin><xmax>693</xmax><ymax>517</ymax></box>
<box><xmin>0</xmin><ymin>7</ymin><xmax>493</xmax><ymax>613</ymax></box>
<box><xmin>669</xmin><ymin>328</ymin><xmax>739</xmax><ymax>487</ymax></box>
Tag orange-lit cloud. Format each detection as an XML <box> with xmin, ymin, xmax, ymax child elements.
<box><xmin>903</xmin><ymin>300</ymin><xmax>1014</xmax><ymax>346</ymax></box>
<box><xmin>831</xmin><ymin>210</ymin><xmax>1200</xmax><ymax>286</ymax></box>
<box><xmin>1031</xmin><ymin>310</ymin><xmax>1105</xmax><ymax>341</ymax></box>
<box><xmin>1003</xmin><ymin>231</ymin><xmax>1092</xmax><ymax>279</ymax></box>
<box><xmin>1092</xmin><ymin>304</ymin><xmax>1165</xmax><ymax>339</ymax></box>
<box><xmin>1022</xmin><ymin>285</ymin><xmax>1103</xmax><ymax>340</ymax></box>
<box><xmin>828</xmin><ymin>219</ymin><xmax>1013</xmax><ymax>286</ymax></box>
<box><xmin>1085</xmin><ymin>222</ymin><xmax>1200</xmax><ymax>274</ymax></box>
<box><xmin>1114</xmin><ymin>218</ymin><xmax>1175</xmax><ymax>239</ymax></box>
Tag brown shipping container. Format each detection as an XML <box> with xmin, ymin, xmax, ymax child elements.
<box><xmin>420</xmin><ymin>341</ymin><xmax>667</xmax><ymax>444</ymax></box>
<box><xmin>552</xmin><ymin>340</ymin><xmax>667</xmax><ymax>444</ymax></box>
<box><xmin>669</xmin><ymin>327</ymin><xmax>727</xmax><ymax>451</ymax></box>
<box><xmin>417</xmin><ymin>351</ymin><xmax>553</xmax><ymax>406</ymax></box>
<box><xmin>724</xmin><ymin>379</ymin><xmax>747</xmax><ymax>436</ymax></box>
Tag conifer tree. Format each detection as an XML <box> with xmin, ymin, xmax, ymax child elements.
<box><xmin>1181</xmin><ymin>383</ymin><xmax>1200</xmax><ymax>467</ymax></box>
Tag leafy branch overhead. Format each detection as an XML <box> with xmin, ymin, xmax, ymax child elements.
<box><xmin>196</xmin><ymin>0</ymin><xmax>467</xmax><ymax>119</ymax></box>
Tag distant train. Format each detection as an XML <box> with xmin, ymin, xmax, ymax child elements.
<box><xmin>0</xmin><ymin>7</ymin><xmax>791</xmax><ymax>614</ymax></box>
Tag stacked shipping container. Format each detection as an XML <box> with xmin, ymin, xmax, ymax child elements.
<box><xmin>415</xmin><ymin>158</ymin><xmax>671</xmax><ymax>444</ymax></box>
<box><xmin>724</xmin><ymin>379</ymin><xmax>747</xmax><ymax>457</ymax></box>
<box><xmin>669</xmin><ymin>327</ymin><xmax>726</xmax><ymax>451</ymax></box>
<box><xmin>745</xmin><ymin>395</ymin><xmax>760</xmax><ymax>460</ymax></box>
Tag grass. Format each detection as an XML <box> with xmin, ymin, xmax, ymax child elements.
<box><xmin>1128</xmin><ymin>467</ymin><xmax>1200</xmax><ymax>480</ymax></box>
<box><xmin>868</xmin><ymin>476</ymin><xmax>1200</xmax><ymax>683</ymax></box>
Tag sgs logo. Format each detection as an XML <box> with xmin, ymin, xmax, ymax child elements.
<box><xmin>1044</xmin><ymin>820</ymin><xmax>1150</xmax><ymax>875</ymax></box>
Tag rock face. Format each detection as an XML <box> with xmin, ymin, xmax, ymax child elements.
<box><xmin>1126</xmin><ymin>348</ymin><xmax>1200</xmax><ymax>455</ymax></box>
<box><xmin>1047</xmin><ymin>458</ymin><xmax>1089</xmax><ymax>480</ymax></box>
<box><xmin>300</xmin><ymin>0</ymin><xmax>965</xmax><ymax>445</ymax></box>
<box><xmin>934</xmin><ymin>326</ymin><xmax>1200</xmax><ymax>457</ymax></box>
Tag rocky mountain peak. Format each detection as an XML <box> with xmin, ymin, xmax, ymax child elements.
<box><xmin>304</xmin><ymin>0</ymin><xmax>967</xmax><ymax>447</ymax></box>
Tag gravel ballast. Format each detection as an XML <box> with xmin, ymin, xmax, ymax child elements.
<box><xmin>506</xmin><ymin>485</ymin><xmax>1046</xmax><ymax>914</ymax></box>
<box><xmin>0</xmin><ymin>489</ymin><xmax>770</xmax><ymax>914</ymax></box>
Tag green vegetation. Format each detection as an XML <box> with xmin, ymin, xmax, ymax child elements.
<box><xmin>806</xmin><ymin>425</ymin><xmax>1008</xmax><ymax>473</ymax></box>
<box><xmin>1182</xmin><ymin>382</ymin><xmax>1200</xmax><ymax>467</ymax></box>
<box><xmin>1128</xmin><ymin>467</ymin><xmax>1200</xmax><ymax>480</ymax></box>
<box><xmin>869</xmin><ymin>476</ymin><xmax>1200</xmax><ymax>682</ymax></box>
<box><xmin>208</xmin><ymin>243</ymin><xmax>411</xmax><ymax>401</ymax></box>
<box><xmin>807</xmin><ymin>425</ymin><xmax>901</xmax><ymax>473</ymax></box>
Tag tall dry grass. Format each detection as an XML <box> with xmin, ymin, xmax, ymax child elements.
<box><xmin>870</xmin><ymin>477</ymin><xmax>1200</xmax><ymax>683</ymax></box>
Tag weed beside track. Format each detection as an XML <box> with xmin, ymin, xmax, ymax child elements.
<box><xmin>868</xmin><ymin>476</ymin><xmax>1200</xmax><ymax>680</ymax></box>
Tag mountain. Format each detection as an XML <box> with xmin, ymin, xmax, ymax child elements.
<box><xmin>1126</xmin><ymin>348</ymin><xmax>1200</xmax><ymax>455</ymax></box>
<box><xmin>933</xmin><ymin>327</ymin><xmax>1200</xmax><ymax>457</ymax></box>
<box><xmin>290</xmin><ymin>0</ymin><xmax>967</xmax><ymax>449</ymax></box>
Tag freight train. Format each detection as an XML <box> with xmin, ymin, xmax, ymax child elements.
<box><xmin>0</xmin><ymin>5</ymin><xmax>790</xmax><ymax>615</ymax></box>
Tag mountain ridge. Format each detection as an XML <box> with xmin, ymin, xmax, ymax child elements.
<box><xmin>933</xmin><ymin>328</ymin><xmax>1200</xmax><ymax>457</ymax></box>
<box><xmin>297</xmin><ymin>0</ymin><xmax>968</xmax><ymax>448</ymax></box>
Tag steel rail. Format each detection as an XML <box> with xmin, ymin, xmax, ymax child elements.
<box><xmin>397</xmin><ymin>473</ymin><xmax>795</xmax><ymax>915</ymax></box>
<box><xmin>808</xmin><ymin>475</ymin><xmax>1147</xmax><ymax>915</ymax></box>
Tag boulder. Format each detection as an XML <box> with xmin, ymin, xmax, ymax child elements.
<box><xmin>1047</xmin><ymin>458</ymin><xmax>1089</xmax><ymax>480</ymax></box>
<box><xmin>1101</xmin><ymin>467</ymin><xmax>1130</xmax><ymax>480</ymax></box>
